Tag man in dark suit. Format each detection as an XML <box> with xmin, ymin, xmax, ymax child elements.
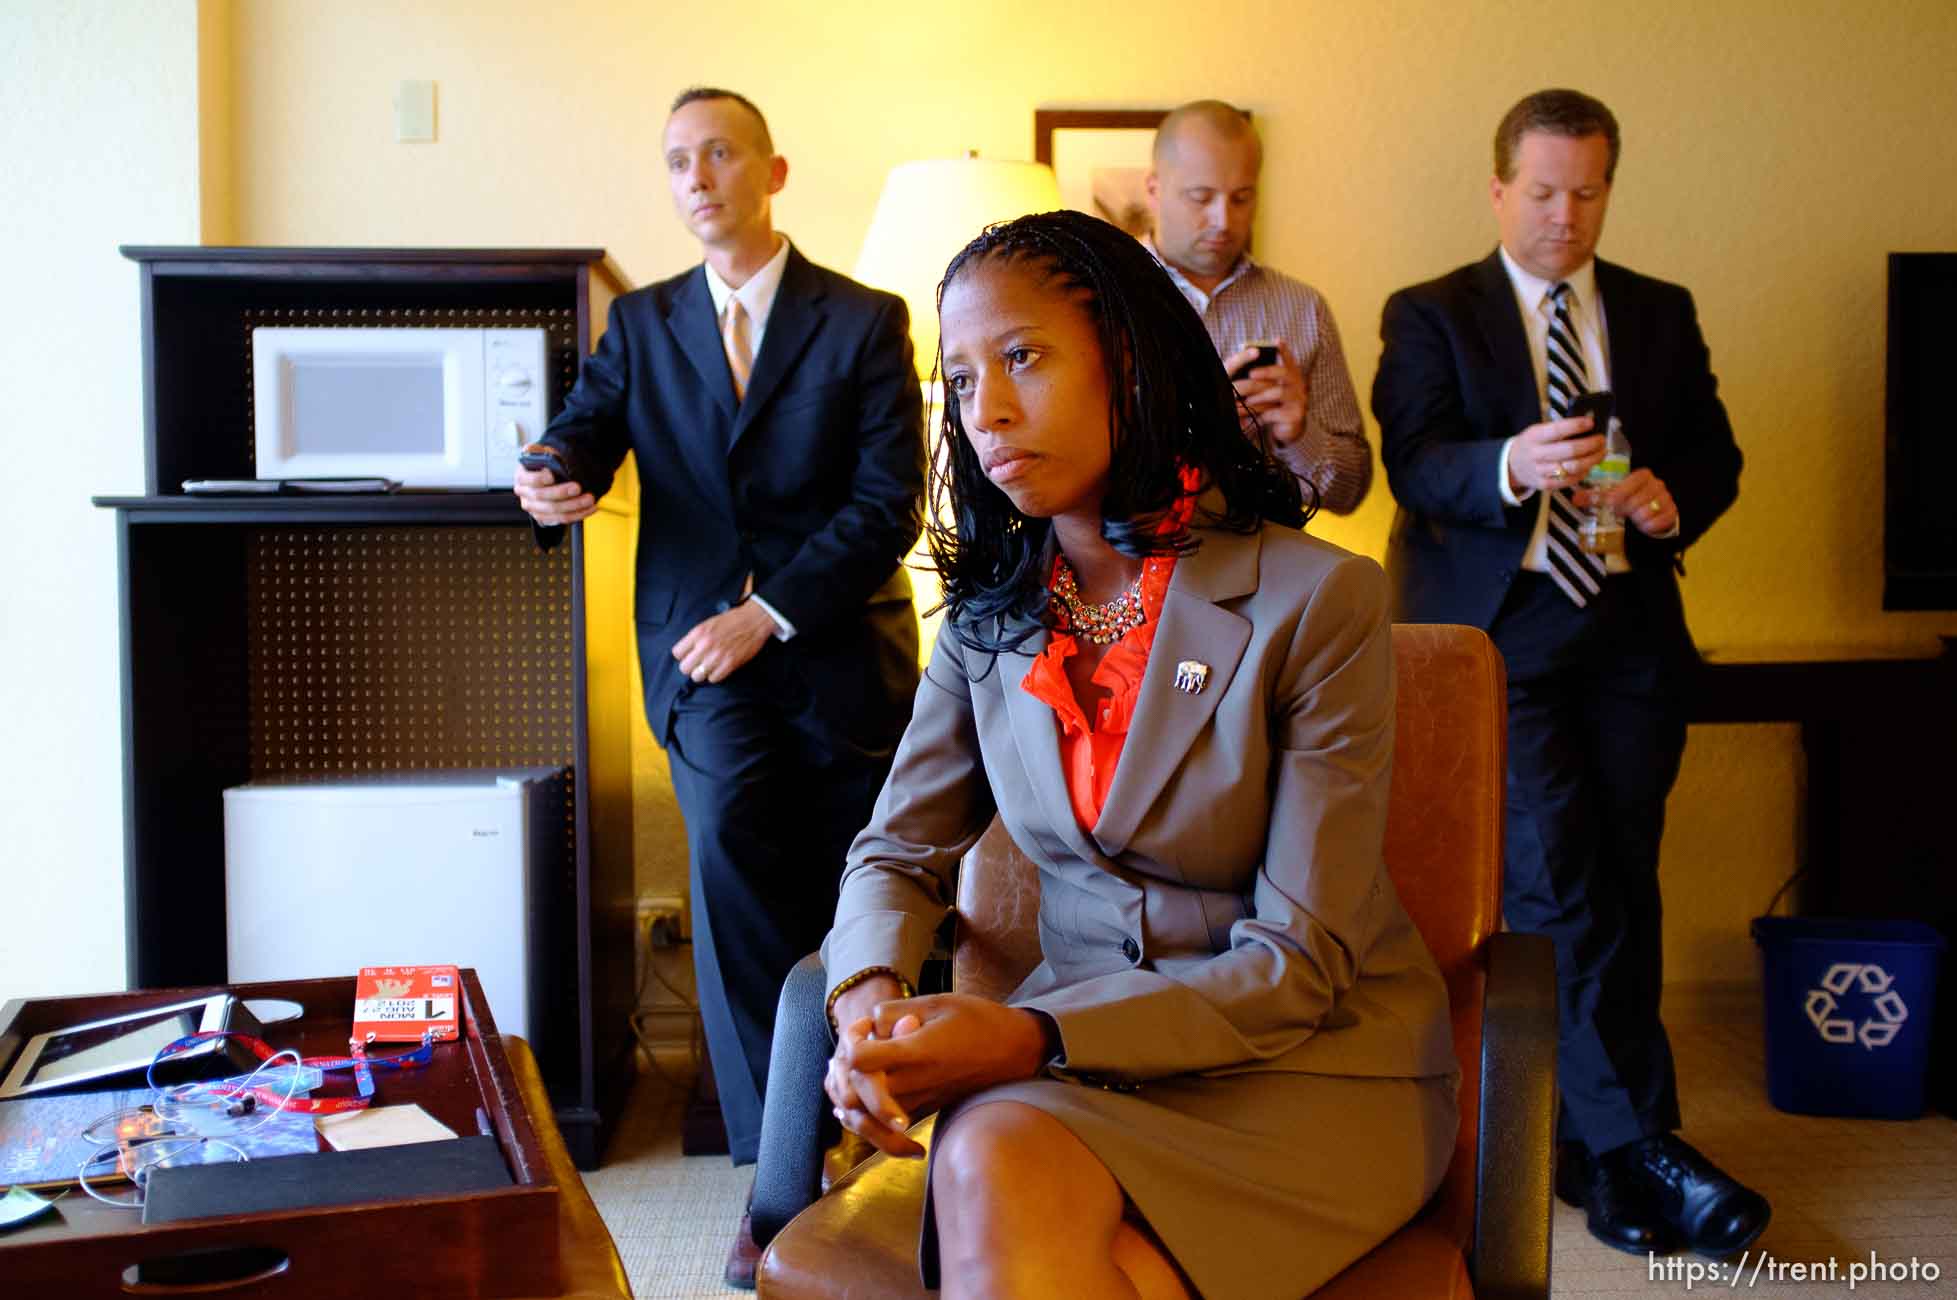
<box><xmin>513</xmin><ymin>86</ymin><xmax>923</xmax><ymax>1284</ymax></box>
<box><xmin>1373</xmin><ymin>88</ymin><xmax>1767</xmax><ymax>1260</ymax></box>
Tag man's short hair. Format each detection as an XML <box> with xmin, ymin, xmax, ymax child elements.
<box><xmin>669</xmin><ymin>86</ymin><xmax>774</xmax><ymax>154</ymax></box>
<box><xmin>1493</xmin><ymin>88</ymin><xmax>1620</xmax><ymax>183</ymax></box>
<box><xmin>1152</xmin><ymin>99</ymin><xmax>1257</xmax><ymax>164</ymax></box>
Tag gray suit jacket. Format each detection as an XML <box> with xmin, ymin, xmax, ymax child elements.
<box><xmin>822</xmin><ymin>517</ymin><xmax>1456</xmax><ymax>1085</ymax></box>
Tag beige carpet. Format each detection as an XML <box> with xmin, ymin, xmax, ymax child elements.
<box><xmin>582</xmin><ymin>1059</ymin><xmax>752</xmax><ymax>1300</ymax></box>
<box><xmin>1551</xmin><ymin>1016</ymin><xmax>1957</xmax><ymax>1299</ymax></box>
<box><xmin>584</xmin><ymin>1019</ymin><xmax>1957</xmax><ymax>1298</ymax></box>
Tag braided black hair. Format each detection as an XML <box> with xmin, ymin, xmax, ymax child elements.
<box><xmin>926</xmin><ymin>208</ymin><xmax>1311</xmax><ymax>658</ymax></box>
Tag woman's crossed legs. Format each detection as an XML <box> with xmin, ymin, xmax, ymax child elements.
<box><xmin>930</xmin><ymin>1100</ymin><xmax>1192</xmax><ymax>1300</ymax></box>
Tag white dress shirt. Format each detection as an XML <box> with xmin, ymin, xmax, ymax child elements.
<box><xmin>702</xmin><ymin>234</ymin><xmax>798</xmax><ymax>639</ymax></box>
<box><xmin>703</xmin><ymin>234</ymin><xmax>791</xmax><ymax>356</ymax></box>
<box><xmin>1492</xmin><ymin>247</ymin><xmax>1636</xmax><ymax>575</ymax></box>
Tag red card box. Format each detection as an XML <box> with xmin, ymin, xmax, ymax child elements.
<box><xmin>352</xmin><ymin>963</ymin><xmax>462</xmax><ymax>1043</ymax></box>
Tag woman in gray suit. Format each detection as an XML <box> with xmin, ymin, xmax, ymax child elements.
<box><xmin>821</xmin><ymin>211</ymin><xmax>1458</xmax><ymax>1300</ymax></box>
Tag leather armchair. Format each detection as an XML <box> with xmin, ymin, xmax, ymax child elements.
<box><xmin>751</xmin><ymin>623</ymin><xmax>1555</xmax><ymax>1299</ymax></box>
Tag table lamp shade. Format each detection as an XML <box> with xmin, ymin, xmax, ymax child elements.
<box><xmin>853</xmin><ymin>157</ymin><xmax>1061</xmax><ymax>374</ymax></box>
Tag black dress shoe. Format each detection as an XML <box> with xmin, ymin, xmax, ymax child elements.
<box><xmin>1556</xmin><ymin>1139</ymin><xmax>1679</xmax><ymax>1255</ymax></box>
<box><xmin>1623</xmin><ymin>1134</ymin><xmax>1772</xmax><ymax>1259</ymax></box>
<box><xmin>1553</xmin><ymin>1140</ymin><xmax>1588</xmax><ymax>1208</ymax></box>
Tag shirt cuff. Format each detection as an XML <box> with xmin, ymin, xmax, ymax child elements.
<box><xmin>749</xmin><ymin>592</ymin><xmax>796</xmax><ymax>641</ymax></box>
<box><xmin>1497</xmin><ymin>435</ymin><xmax>1532</xmax><ymax>507</ymax></box>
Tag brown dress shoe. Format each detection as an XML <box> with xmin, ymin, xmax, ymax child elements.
<box><xmin>724</xmin><ymin>1208</ymin><xmax>761</xmax><ymax>1291</ymax></box>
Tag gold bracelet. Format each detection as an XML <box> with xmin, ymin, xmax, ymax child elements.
<box><xmin>825</xmin><ymin>966</ymin><xmax>914</xmax><ymax>1036</ymax></box>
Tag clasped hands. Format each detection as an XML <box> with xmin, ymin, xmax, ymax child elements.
<box><xmin>1224</xmin><ymin>340</ymin><xmax>1308</xmax><ymax>449</ymax></box>
<box><xmin>825</xmin><ymin>979</ymin><xmax>1054</xmax><ymax>1159</ymax></box>
<box><xmin>1504</xmin><ymin>416</ymin><xmax>1678</xmax><ymax>536</ymax></box>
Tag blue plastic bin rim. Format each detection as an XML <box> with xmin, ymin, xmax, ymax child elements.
<box><xmin>1751</xmin><ymin>915</ymin><xmax>1947</xmax><ymax>951</ymax></box>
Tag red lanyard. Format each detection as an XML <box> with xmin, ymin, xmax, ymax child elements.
<box><xmin>152</xmin><ymin>1030</ymin><xmax>437</xmax><ymax>1115</ymax></box>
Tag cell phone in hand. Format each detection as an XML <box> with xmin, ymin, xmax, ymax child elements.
<box><xmin>1229</xmin><ymin>340</ymin><xmax>1280</xmax><ymax>381</ymax></box>
<box><xmin>1567</xmin><ymin>391</ymin><xmax>1614</xmax><ymax>432</ymax></box>
<box><xmin>517</xmin><ymin>446</ymin><xmax>567</xmax><ymax>481</ymax></box>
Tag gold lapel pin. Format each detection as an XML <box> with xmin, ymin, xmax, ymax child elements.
<box><xmin>1173</xmin><ymin>660</ymin><xmax>1210</xmax><ymax>695</ymax></box>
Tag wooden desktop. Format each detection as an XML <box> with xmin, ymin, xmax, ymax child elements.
<box><xmin>0</xmin><ymin>972</ymin><xmax>630</xmax><ymax>1298</ymax></box>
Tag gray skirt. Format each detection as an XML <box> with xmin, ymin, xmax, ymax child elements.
<box><xmin>919</xmin><ymin>1067</ymin><xmax>1458</xmax><ymax>1300</ymax></box>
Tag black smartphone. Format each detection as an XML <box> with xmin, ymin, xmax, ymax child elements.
<box><xmin>1229</xmin><ymin>340</ymin><xmax>1280</xmax><ymax>381</ymax></box>
<box><xmin>1567</xmin><ymin>390</ymin><xmax>1613</xmax><ymax>431</ymax></box>
<box><xmin>517</xmin><ymin>446</ymin><xmax>567</xmax><ymax>480</ymax></box>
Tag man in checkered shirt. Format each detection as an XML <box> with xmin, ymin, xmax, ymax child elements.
<box><xmin>1143</xmin><ymin>99</ymin><xmax>1372</xmax><ymax>514</ymax></box>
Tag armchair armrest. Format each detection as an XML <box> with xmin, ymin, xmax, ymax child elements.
<box><xmin>1471</xmin><ymin>930</ymin><xmax>1557</xmax><ymax>1300</ymax></box>
<box><xmin>751</xmin><ymin>954</ymin><xmax>834</xmax><ymax>1248</ymax></box>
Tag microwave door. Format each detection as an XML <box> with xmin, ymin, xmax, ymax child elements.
<box><xmin>253</xmin><ymin>328</ymin><xmax>488</xmax><ymax>487</ymax></box>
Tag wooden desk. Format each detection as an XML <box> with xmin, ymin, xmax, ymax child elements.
<box><xmin>0</xmin><ymin>974</ymin><xmax>630</xmax><ymax>1298</ymax></box>
<box><xmin>1685</xmin><ymin>638</ymin><xmax>1957</xmax><ymax>1116</ymax></box>
<box><xmin>1686</xmin><ymin>638</ymin><xmax>1956</xmax><ymax>917</ymax></box>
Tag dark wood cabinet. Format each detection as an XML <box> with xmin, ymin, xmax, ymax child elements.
<box><xmin>93</xmin><ymin>247</ymin><xmax>637</xmax><ymax>1166</ymax></box>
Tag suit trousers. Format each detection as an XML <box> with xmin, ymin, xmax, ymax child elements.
<box><xmin>1490</xmin><ymin>571</ymin><xmax>1687</xmax><ymax>1157</ymax></box>
<box><xmin>659</xmin><ymin>641</ymin><xmax>898</xmax><ymax>1165</ymax></box>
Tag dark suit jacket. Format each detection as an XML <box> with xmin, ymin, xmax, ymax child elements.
<box><xmin>538</xmin><ymin>245</ymin><xmax>926</xmax><ymax>744</ymax></box>
<box><xmin>1373</xmin><ymin>249</ymin><xmax>1741</xmax><ymax>661</ymax></box>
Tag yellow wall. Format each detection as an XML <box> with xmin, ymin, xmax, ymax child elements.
<box><xmin>225</xmin><ymin>0</ymin><xmax>1957</xmax><ymax>655</ymax></box>
<box><xmin>227</xmin><ymin>0</ymin><xmax>1957</xmax><ymax>991</ymax></box>
<box><xmin>25</xmin><ymin>0</ymin><xmax>1954</xmax><ymax>998</ymax></box>
<box><xmin>198</xmin><ymin>0</ymin><xmax>238</xmax><ymax>244</ymax></box>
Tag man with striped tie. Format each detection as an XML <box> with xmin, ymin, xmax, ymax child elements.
<box><xmin>1373</xmin><ymin>89</ymin><xmax>1763</xmax><ymax>1261</ymax></box>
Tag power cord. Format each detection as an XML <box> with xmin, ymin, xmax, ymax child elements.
<box><xmin>630</xmin><ymin>931</ymin><xmax>703</xmax><ymax>1093</ymax></box>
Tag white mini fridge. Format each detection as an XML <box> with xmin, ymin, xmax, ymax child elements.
<box><xmin>223</xmin><ymin>768</ymin><xmax>569</xmax><ymax>1041</ymax></box>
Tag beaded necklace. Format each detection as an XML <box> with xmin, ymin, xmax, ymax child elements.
<box><xmin>1052</xmin><ymin>558</ymin><xmax>1146</xmax><ymax>646</ymax></box>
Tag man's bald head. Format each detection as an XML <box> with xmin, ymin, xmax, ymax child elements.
<box><xmin>1146</xmin><ymin>100</ymin><xmax>1261</xmax><ymax>292</ymax></box>
<box><xmin>1152</xmin><ymin>100</ymin><xmax>1260</xmax><ymax>170</ymax></box>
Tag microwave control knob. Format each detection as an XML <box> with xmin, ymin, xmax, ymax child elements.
<box><xmin>497</xmin><ymin>419</ymin><xmax>524</xmax><ymax>448</ymax></box>
<box><xmin>497</xmin><ymin>368</ymin><xmax>534</xmax><ymax>396</ymax></box>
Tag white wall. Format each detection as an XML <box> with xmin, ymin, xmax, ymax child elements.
<box><xmin>0</xmin><ymin>2</ymin><xmax>204</xmax><ymax>1001</ymax></box>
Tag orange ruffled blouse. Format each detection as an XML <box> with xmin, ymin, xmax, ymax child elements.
<box><xmin>1020</xmin><ymin>483</ymin><xmax>1197</xmax><ymax>830</ymax></box>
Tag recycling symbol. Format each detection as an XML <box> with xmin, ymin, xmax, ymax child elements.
<box><xmin>1804</xmin><ymin>962</ymin><xmax>1908</xmax><ymax>1050</ymax></box>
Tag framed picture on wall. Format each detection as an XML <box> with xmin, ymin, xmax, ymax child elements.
<box><xmin>1033</xmin><ymin>107</ymin><xmax>1253</xmax><ymax>243</ymax></box>
<box><xmin>1034</xmin><ymin>109</ymin><xmax>1167</xmax><ymax>240</ymax></box>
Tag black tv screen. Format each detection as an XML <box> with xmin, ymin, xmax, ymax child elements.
<box><xmin>1886</xmin><ymin>253</ymin><xmax>1957</xmax><ymax>610</ymax></box>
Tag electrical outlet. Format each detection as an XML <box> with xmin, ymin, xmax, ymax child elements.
<box><xmin>637</xmin><ymin>893</ymin><xmax>687</xmax><ymax>948</ymax></box>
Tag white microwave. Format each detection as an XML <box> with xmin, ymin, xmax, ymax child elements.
<box><xmin>251</xmin><ymin>326</ymin><xmax>548</xmax><ymax>488</ymax></box>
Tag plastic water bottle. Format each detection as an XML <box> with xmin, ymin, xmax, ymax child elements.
<box><xmin>1580</xmin><ymin>418</ymin><xmax>1631</xmax><ymax>557</ymax></box>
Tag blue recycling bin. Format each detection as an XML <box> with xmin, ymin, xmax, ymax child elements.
<box><xmin>1751</xmin><ymin>916</ymin><xmax>1946</xmax><ymax>1119</ymax></box>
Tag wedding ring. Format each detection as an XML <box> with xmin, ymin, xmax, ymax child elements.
<box><xmin>1547</xmin><ymin>465</ymin><xmax>1563</xmax><ymax>480</ymax></box>
<box><xmin>1645</xmin><ymin>500</ymin><xmax>1660</xmax><ymax>514</ymax></box>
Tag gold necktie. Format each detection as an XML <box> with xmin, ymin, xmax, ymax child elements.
<box><xmin>723</xmin><ymin>298</ymin><xmax>753</xmax><ymax>403</ymax></box>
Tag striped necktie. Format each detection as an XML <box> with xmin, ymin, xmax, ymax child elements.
<box><xmin>723</xmin><ymin>297</ymin><xmax>753</xmax><ymax>403</ymax></box>
<box><xmin>1542</xmin><ymin>282</ymin><xmax>1608</xmax><ymax>606</ymax></box>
